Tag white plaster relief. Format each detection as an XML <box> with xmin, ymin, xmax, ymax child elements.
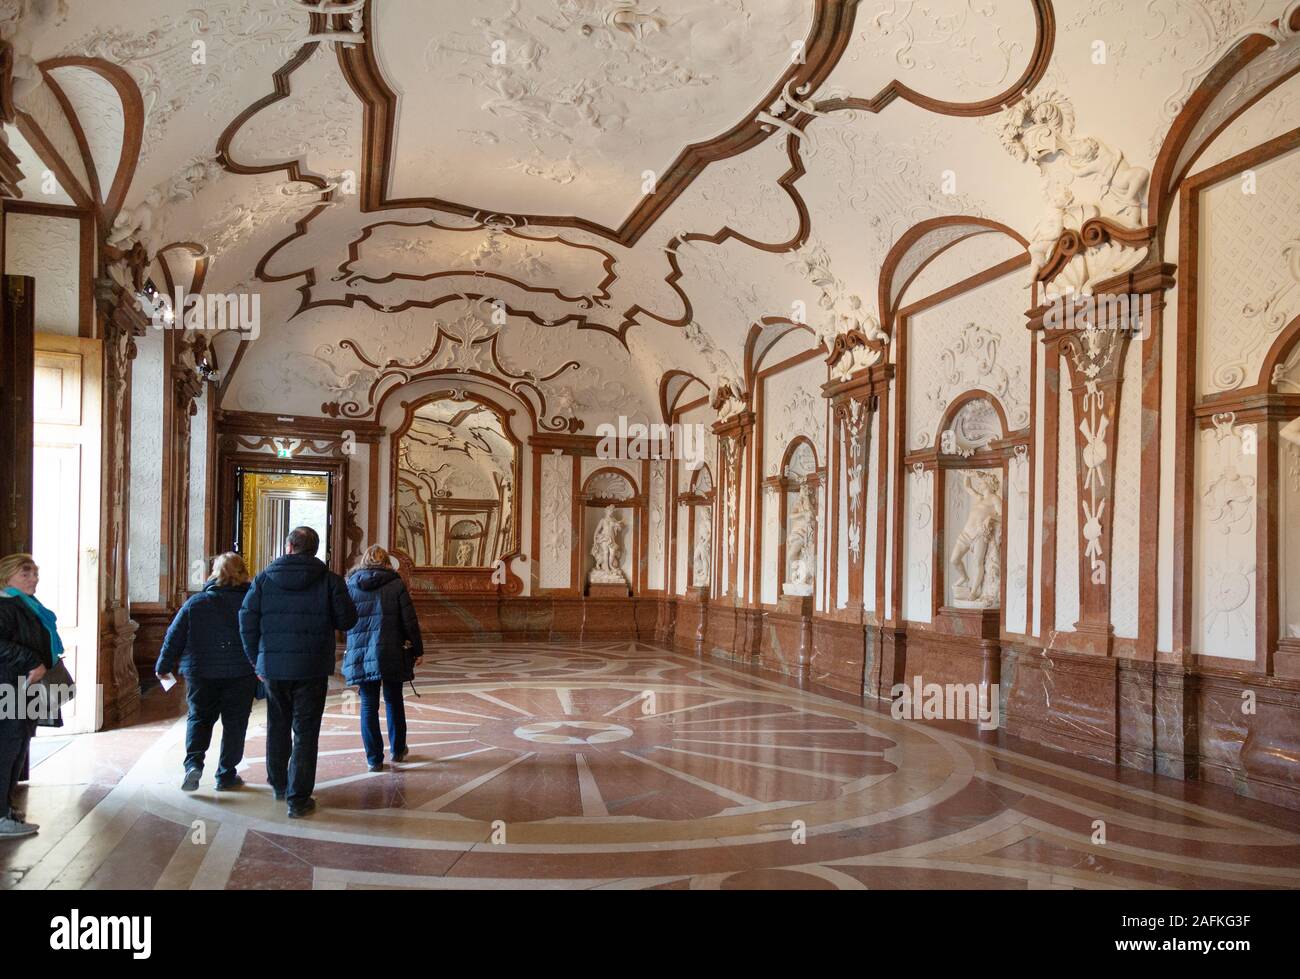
<box><xmin>539</xmin><ymin>450</ymin><xmax>573</xmax><ymax>589</ymax></box>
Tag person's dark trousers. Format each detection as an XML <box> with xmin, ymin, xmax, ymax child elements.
<box><xmin>183</xmin><ymin>676</ymin><xmax>258</xmax><ymax>782</ymax></box>
<box><xmin>263</xmin><ymin>677</ymin><xmax>329</xmax><ymax>805</ymax></box>
<box><xmin>357</xmin><ymin>677</ymin><xmax>407</xmax><ymax>767</ymax></box>
<box><xmin>0</xmin><ymin>727</ymin><xmax>32</xmax><ymax>818</ymax></box>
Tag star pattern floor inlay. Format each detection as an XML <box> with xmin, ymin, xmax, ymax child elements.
<box><xmin>4</xmin><ymin>642</ymin><xmax>1299</xmax><ymax>890</ymax></box>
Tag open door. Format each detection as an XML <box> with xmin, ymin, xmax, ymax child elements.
<box><xmin>31</xmin><ymin>332</ymin><xmax>102</xmax><ymax>733</ymax></box>
<box><xmin>0</xmin><ymin>274</ymin><xmax>35</xmax><ymax>555</ymax></box>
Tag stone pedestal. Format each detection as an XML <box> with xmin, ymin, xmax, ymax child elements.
<box><xmin>777</xmin><ymin>593</ymin><xmax>814</xmax><ymax>617</ymax></box>
<box><xmin>1276</xmin><ymin>637</ymin><xmax>1300</xmax><ymax>680</ymax></box>
<box><xmin>588</xmin><ymin>582</ymin><xmax>631</xmax><ymax>598</ymax></box>
<box><xmin>937</xmin><ymin>604</ymin><xmax>1000</xmax><ymax>640</ymax></box>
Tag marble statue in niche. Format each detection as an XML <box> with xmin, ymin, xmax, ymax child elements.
<box><xmin>783</xmin><ymin>479</ymin><xmax>817</xmax><ymax>598</ymax></box>
<box><xmin>456</xmin><ymin>539</ymin><xmax>474</xmax><ymax>567</ymax></box>
<box><xmin>949</xmin><ymin>472</ymin><xmax>1002</xmax><ymax>607</ymax></box>
<box><xmin>590</xmin><ymin>505</ymin><xmax>627</xmax><ymax>584</ymax></box>
<box><xmin>693</xmin><ymin>515</ymin><xmax>712</xmax><ymax>587</ymax></box>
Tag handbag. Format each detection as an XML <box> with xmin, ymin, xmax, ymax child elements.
<box><xmin>30</xmin><ymin>658</ymin><xmax>75</xmax><ymax>727</ymax></box>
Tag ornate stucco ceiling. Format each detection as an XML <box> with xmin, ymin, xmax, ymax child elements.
<box><xmin>5</xmin><ymin>0</ymin><xmax>1299</xmax><ymax>424</ymax></box>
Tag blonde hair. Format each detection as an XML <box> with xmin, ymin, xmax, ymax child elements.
<box><xmin>209</xmin><ymin>552</ymin><xmax>251</xmax><ymax>587</ymax></box>
<box><xmin>349</xmin><ymin>544</ymin><xmax>392</xmax><ymax>578</ymax></box>
<box><xmin>0</xmin><ymin>553</ymin><xmax>37</xmax><ymax>587</ymax></box>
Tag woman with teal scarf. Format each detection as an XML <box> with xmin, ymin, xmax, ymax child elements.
<box><xmin>0</xmin><ymin>553</ymin><xmax>59</xmax><ymax>839</ymax></box>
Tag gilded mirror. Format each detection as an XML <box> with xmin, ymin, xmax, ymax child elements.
<box><xmin>392</xmin><ymin>392</ymin><xmax>520</xmax><ymax>569</ymax></box>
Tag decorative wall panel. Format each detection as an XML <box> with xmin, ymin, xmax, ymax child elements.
<box><xmin>906</xmin><ymin>272</ymin><xmax>1031</xmax><ymax>452</ymax></box>
<box><xmin>1110</xmin><ymin>340</ymin><xmax>1143</xmax><ymax>639</ymax></box>
<box><xmin>5</xmin><ymin>213</ymin><xmax>79</xmax><ymax>336</ymax></box>
<box><xmin>539</xmin><ymin>450</ymin><xmax>573</xmax><ymax>589</ymax></box>
<box><xmin>761</xmin><ymin>490</ymin><xmax>779</xmax><ymax>606</ymax></box>
<box><xmin>647</xmin><ymin>460</ymin><xmax>667</xmax><ymax>591</ymax></box>
<box><xmin>1006</xmin><ymin>444</ymin><xmax>1031</xmax><ymax>635</ymax></box>
<box><xmin>1200</xmin><ymin>147</ymin><xmax>1300</xmax><ymax>396</ymax></box>
<box><xmin>1055</xmin><ymin>356</ymin><xmax>1080</xmax><ymax>633</ymax></box>
<box><xmin>128</xmin><ymin>329</ymin><xmax>164</xmax><ymax>603</ymax></box>
<box><xmin>1193</xmin><ymin>416</ymin><xmax>1258</xmax><ymax>660</ymax></box>
<box><xmin>903</xmin><ymin>464</ymin><xmax>933</xmax><ymax>623</ymax></box>
<box><xmin>186</xmin><ymin>386</ymin><xmax>209</xmax><ymax>582</ymax></box>
<box><xmin>1283</xmin><ymin>439</ymin><xmax>1300</xmax><ymax>641</ymax></box>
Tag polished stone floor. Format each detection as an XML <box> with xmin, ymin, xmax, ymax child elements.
<box><xmin>4</xmin><ymin>642</ymin><xmax>1299</xmax><ymax>890</ymax></box>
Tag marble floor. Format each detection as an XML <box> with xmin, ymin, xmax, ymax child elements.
<box><xmin>4</xmin><ymin>642</ymin><xmax>1299</xmax><ymax>890</ymax></box>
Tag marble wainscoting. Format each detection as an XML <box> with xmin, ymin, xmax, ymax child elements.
<box><xmin>996</xmin><ymin>646</ymin><xmax>1300</xmax><ymax>812</ymax></box>
<box><xmin>408</xmin><ymin>594</ymin><xmax>664</xmax><ymax>643</ymax></box>
<box><xmin>121</xmin><ymin>592</ymin><xmax>1300</xmax><ymax>811</ymax></box>
<box><xmin>1001</xmin><ymin>645</ymin><xmax>1122</xmax><ymax>766</ymax></box>
<box><xmin>1192</xmin><ymin>669</ymin><xmax>1300</xmax><ymax>812</ymax></box>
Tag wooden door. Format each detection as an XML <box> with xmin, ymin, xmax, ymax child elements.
<box><xmin>32</xmin><ymin>332</ymin><xmax>102</xmax><ymax>733</ymax></box>
<box><xmin>0</xmin><ymin>274</ymin><xmax>35</xmax><ymax>555</ymax></box>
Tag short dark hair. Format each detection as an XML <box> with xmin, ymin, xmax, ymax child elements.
<box><xmin>286</xmin><ymin>526</ymin><xmax>320</xmax><ymax>556</ymax></box>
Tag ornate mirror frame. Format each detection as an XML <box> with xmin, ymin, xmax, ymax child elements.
<box><xmin>388</xmin><ymin>389</ymin><xmax>524</xmax><ymax>596</ymax></box>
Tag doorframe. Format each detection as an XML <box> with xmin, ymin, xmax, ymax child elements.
<box><xmin>216</xmin><ymin>452</ymin><xmax>349</xmax><ymax>576</ymax></box>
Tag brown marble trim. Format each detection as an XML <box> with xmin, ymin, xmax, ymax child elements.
<box><xmin>1175</xmin><ymin>129</ymin><xmax>1300</xmax><ymax>673</ymax></box>
<box><xmin>658</xmin><ymin>372</ymin><xmax>707</xmax><ymax>425</ymax></box>
<box><xmin>887</xmin><ymin>259</ymin><xmax>1030</xmax><ymax>632</ymax></box>
<box><xmin>1148</xmin><ymin>7</ymin><xmax>1300</xmax><ymax>237</ymax></box>
<box><xmin>38</xmin><ymin>68</ymin><xmax>101</xmax><ymax>210</ymax></box>
<box><xmin>1136</xmin><ymin>289</ymin><xmax>1168</xmax><ymax>662</ymax></box>
<box><xmin>13</xmin><ymin>109</ymin><xmax>92</xmax><ymax>209</ymax></box>
<box><xmin>217</xmin><ymin>409</ymin><xmax>384</xmax><ymax>443</ymax></box>
<box><xmin>815</xmin><ymin>0</ymin><xmax>1054</xmax><ymax>119</ymax></box>
<box><xmin>337</xmin><ymin>0</ymin><xmax>857</xmax><ymax>247</ymax></box>
<box><xmin>877</xmin><ymin>220</ymin><xmax>1029</xmax><ymax>337</ymax></box>
<box><xmin>40</xmin><ymin>58</ymin><xmax>144</xmax><ymax>231</ymax></box>
<box><xmin>331</xmin><ymin>217</ymin><xmax>620</xmax><ymax>306</ymax></box>
<box><xmin>748</xmin><ymin>339</ymin><xmax>826</xmax><ymax>605</ymax></box>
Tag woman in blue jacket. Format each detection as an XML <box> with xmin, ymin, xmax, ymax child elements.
<box><xmin>156</xmin><ymin>553</ymin><xmax>257</xmax><ymax>792</ymax></box>
<box><xmin>343</xmin><ymin>546</ymin><xmax>424</xmax><ymax>772</ymax></box>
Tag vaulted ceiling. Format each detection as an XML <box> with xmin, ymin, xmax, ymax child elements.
<box><xmin>7</xmin><ymin>0</ymin><xmax>1299</xmax><ymax>425</ymax></box>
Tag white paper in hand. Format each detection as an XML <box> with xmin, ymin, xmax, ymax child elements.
<box><xmin>159</xmin><ymin>674</ymin><xmax>178</xmax><ymax>692</ymax></box>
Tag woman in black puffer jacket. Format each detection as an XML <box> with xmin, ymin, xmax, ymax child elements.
<box><xmin>343</xmin><ymin>546</ymin><xmax>424</xmax><ymax>772</ymax></box>
<box><xmin>156</xmin><ymin>553</ymin><xmax>257</xmax><ymax>793</ymax></box>
<box><xmin>0</xmin><ymin>553</ymin><xmax>55</xmax><ymax>839</ymax></box>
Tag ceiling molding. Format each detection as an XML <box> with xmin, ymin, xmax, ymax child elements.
<box><xmin>40</xmin><ymin>57</ymin><xmax>144</xmax><ymax>233</ymax></box>
<box><xmin>813</xmin><ymin>0</ymin><xmax>1055</xmax><ymax>118</ymax></box>
<box><xmin>336</xmin><ymin>0</ymin><xmax>861</xmax><ymax>247</ymax></box>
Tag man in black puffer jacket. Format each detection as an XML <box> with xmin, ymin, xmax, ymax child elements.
<box><xmin>240</xmin><ymin>527</ymin><xmax>357</xmax><ymax>818</ymax></box>
<box><xmin>156</xmin><ymin>553</ymin><xmax>258</xmax><ymax>793</ymax></box>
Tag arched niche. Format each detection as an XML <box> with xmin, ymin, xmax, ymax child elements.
<box><xmin>580</xmin><ymin>466</ymin><xmax>641</xmax><ymax>596</ymax></box>
<box><xmin>1264</xmin><ymin>319</ymin><xmax>1300</xmax><ymax>673</ymax></box>
<box><xmin>904</xmin><ymin>389</ymin><xmax>1027</xmax><ymax>648</ymax></box>
<box><xmin>767</xmin><ymin>436</ymin><xmax>823</xmax><ymax>603</ymax></box>
<box><xmin>387</xmin><ymin>387</ymin><xmax>523</xmax><ymax>595</ymax></box>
